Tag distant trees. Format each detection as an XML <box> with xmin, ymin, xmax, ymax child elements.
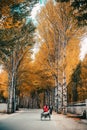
<box><xmin>0</xmin><ymin>70</ymin><xmax>8</xmax><ymax>102</ymax></box>
<box><xmin>68</xmin><ymin>55</ymin><xmax>87</xmax><ymax>103</ymax></box>
<box><xmin>29</xmin><ymin>44</ymin><xmax>55</xmax><ymax>106</ymax></box>
<box><xmin>80</xmin><ymin>55</ymin><xmax>87</xmax><ymax>101</ymax></box>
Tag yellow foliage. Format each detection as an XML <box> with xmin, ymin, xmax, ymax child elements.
<box><xmin>1</xmin><ymin>5</ymin><xmax>10</xmax><ymax>16</ymax></box>
<box><xmin>0</xmin><ymin>70</ymin><xmax>8</xmax><ymax>98</ymax></box>
<box><xmin>65</xmin><ymin>38</ymin><xmax>80</xmax><ymax>84</ymax></box>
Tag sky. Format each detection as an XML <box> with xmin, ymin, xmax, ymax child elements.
<box><xmin>31</xmin><ymin>3</ymin><xmax>41</xmax><ymax>22</ymax></box>
<box><xmin>0</xmin><ymin>65</ymin><xmax>3</xmax><ymax>73</ymax></box>
<box><xmin>79</xmin><ymin>36</ymin><xmax>87</xmax><ymax>61</ymax></box>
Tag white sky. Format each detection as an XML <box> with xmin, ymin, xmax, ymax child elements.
<box><xmin>31</xmin><ymin>3</ymin><xmax>41</xmax><ymax>20</ymax></box>
<box><xmin>0</xmin><ymin>65</ymin><xmax>3</xmax><ymax>73</ymax></box>
<box><xmin>31</xmin><ymin>43</ymin><xmax>40</xmax><ymax>60</ymax></box>
<box><xmin>79</xmin><ymin>36</ymin><xmax>87</xmax><ymax>61</ymax></box>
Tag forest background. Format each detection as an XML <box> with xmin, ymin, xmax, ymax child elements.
<box><xmin>0</xmin><ymin>0</ymin><xmax>87</xmax><ymax>113</ymax></box>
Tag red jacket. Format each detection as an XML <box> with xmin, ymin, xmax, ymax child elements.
<box><xmin>43</xmin><ymin>105</ymin><xmax>49</xmax><ymax>112</ymax></box>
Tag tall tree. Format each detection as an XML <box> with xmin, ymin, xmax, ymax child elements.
<box><xmin>36</xmin><ymin>0</ymin><xmax>83</xmax><ymax>112</ymax></box>
<box><xmin>0</xmin><ymin>0</ymin><xmax>39</xmax><ymax>113</ymax></box>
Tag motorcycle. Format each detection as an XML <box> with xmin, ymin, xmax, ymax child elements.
<box><xmin>41</xmin><ymin>111</ymin><xmax>51</xmax><ymax>120</ymax></box>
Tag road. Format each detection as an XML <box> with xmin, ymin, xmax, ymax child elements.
<box><xmin>0</xmin><ymin>109</ymin><xmax>87</xmax><ymax>130</ymax></box>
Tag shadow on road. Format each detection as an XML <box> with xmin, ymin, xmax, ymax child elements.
<box><xmin>0</xmin><ymin>122</ymin><xmax>15</xmax><ymax>130</ymax></box>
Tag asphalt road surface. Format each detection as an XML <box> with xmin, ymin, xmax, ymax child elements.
<box><xmin>0</xmin><ymin>109</ymin><xmax>87</xmax><ymax>130</ymax></box>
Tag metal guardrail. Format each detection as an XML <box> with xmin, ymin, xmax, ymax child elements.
<box><xmin>68</xmin><ymin>103</ymin><xmax>86</xmax><ymax>107</ymax></box>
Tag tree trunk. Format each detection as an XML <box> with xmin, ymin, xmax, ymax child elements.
<box><xmin>7</xmin><ymin>75</ymin><xmax>16</xmax><ymax>113</ymax></box>
<box><xmin>7</xmin><ymin>53</ymin><xmax>16</xmax><ymax>114</ymax></box>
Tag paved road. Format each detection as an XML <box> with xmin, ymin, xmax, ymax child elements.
<box><xmin>0</xmin><ymin>109</ymin><xmax>87</xmax><ymax>130</ymax></box>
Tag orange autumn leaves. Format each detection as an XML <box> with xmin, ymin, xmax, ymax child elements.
<box><xmin>0</xmin><ymin>70</ymin><xmax>8</xmax><ymax>98</ymax></box>
<box><xmin>17</xmin><ymin>48</ymin><xmax>55</xmax><ymax>98</ymax></box>
<box><xmin>66</xmin><ymin>38</ymin><xmax>80</xmax><ymax>84</ymax></box>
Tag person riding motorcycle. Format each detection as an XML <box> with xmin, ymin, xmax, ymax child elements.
<box><xmin>41</xmin><ymin>104</ymin><xmax>51</xmax><ymax>120</ymax></box>
<box><xmin>43</xmin><ymin>104</ymin><xmax>49</xmax><ymax>113</ymax></box>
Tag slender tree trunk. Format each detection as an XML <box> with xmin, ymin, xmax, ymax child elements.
<box><xmin>7</xmin><ymin>74</ymin><xmax>15</xmax><ymax>113</ymax></box>
<box><xmin>62</xmin><ymin>46</ymin><xmax>67</xmax><ymax>113</ymax></box>
<box><xmin>7</xmin><ymin>52</ymin><xmax>16</xmax><ymax>113</ymax></box>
